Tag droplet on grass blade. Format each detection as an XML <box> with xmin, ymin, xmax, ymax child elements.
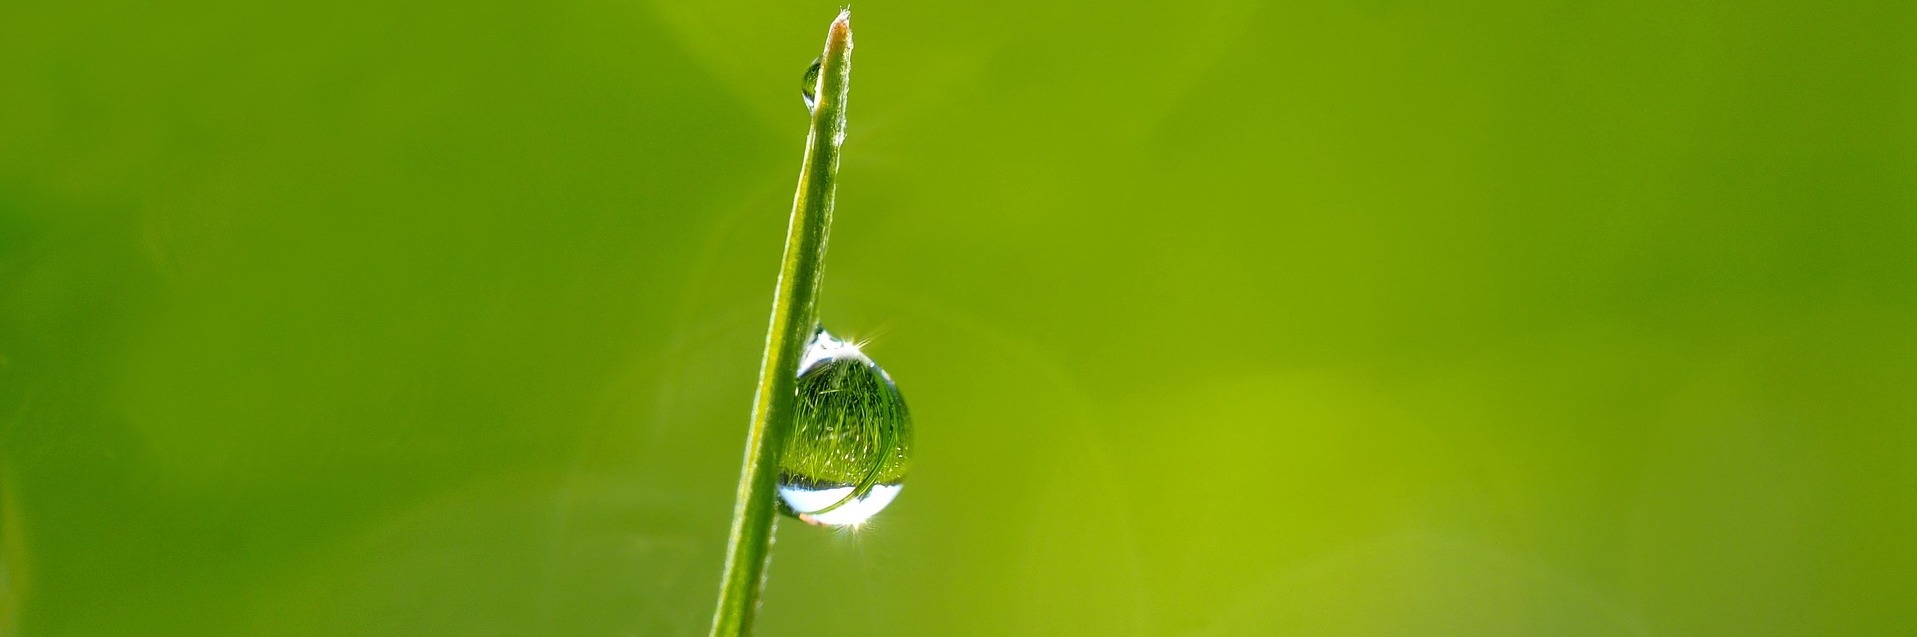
<box><xmin>801</xmin><ymin>57</ymin><xmax>823</xmax><ymax>111</ymax></box>
<box><xmin>777</xmin><ymin>328</ymin><xmax>912</xmax><ymax>526</ymax></box>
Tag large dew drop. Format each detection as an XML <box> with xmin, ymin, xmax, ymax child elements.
<box><xmin>801</xmin><ymin>57</ymin><xmax>823</xmax><ymax>111</ymax></box>
<box><xmin>777</xmin><ymin>328</ymin><xmax>912</xmax><ymax>527</ymax></box>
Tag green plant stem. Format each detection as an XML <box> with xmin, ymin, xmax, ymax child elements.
<box><xmin>706</xmin><ymin>10</ymin><xmax>853</xmax><ymax>637</ymax></box>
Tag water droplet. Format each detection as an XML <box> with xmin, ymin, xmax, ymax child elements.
<box><xmin>778</xmin><ymin>327</ymin><xmax>913</xmax><ymax>527</ymax></box>
<box><xmin>801</xmin><ymin>57</ymin><xmax>822</xmax><ymax>111</ymax></box>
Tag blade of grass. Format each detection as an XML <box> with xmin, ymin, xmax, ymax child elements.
<box><xmin>706</xmin><ymin>10</ymin><xmax>854</xmax><ymax>637</ymax></box>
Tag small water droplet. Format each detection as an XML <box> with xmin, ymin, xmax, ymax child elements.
<box><xmin>801</xmin><ymin>57</ymin><xmax>822</xmax><ymax>111</ymax></box>
<box><xmin>778</xmin><ymin>327</ymin><xmax>913</xmax><ymax>527</ymax></box>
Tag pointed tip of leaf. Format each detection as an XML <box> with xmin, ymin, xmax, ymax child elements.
<box><xmin>831</xmin><ymin>9</ymin><xmax>852</xmax><ymax>45</ymax></box>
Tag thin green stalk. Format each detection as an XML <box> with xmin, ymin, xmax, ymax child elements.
<box><xmin>707</xmin><ymin>10</ymin><xmax>853</xmax><ymax>637</ymax></box>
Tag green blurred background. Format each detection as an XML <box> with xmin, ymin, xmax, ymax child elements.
<box><xmin>3</xmin><ymin>0</ymin><xmax>1914</xmax><ymax>635</ymax></box>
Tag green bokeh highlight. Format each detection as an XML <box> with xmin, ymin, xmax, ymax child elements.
<box><xmin>2</xmin><ymin>1</ymin><xmax>1914</xmax><ymax>636</ymax></box>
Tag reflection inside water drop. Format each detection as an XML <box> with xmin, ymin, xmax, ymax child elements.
<box><xmin>779</xmin><ymin>483</ymin><xmax>903</xmax><ymax>527</ymax></box>
<box><xmin>801</xmin><ymin>57</ymin><xmax>822</xmax><ymax>111</ymax></box>
<box><xmin>777</xmin><ymin>328</ymin><xmax>912</xmax><ymax>527</ymax></box>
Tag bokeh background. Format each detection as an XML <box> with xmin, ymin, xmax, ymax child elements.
<box><xmin>3</xmin><ymin>0</ymin><xmax>1914</xmax><ymax>635</ymax></box>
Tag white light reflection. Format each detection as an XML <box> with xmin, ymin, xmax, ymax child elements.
<box><xmin>779</xmin><ymin>484</ymin><xmax>903</xmax><ymax>527</ymax></box>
